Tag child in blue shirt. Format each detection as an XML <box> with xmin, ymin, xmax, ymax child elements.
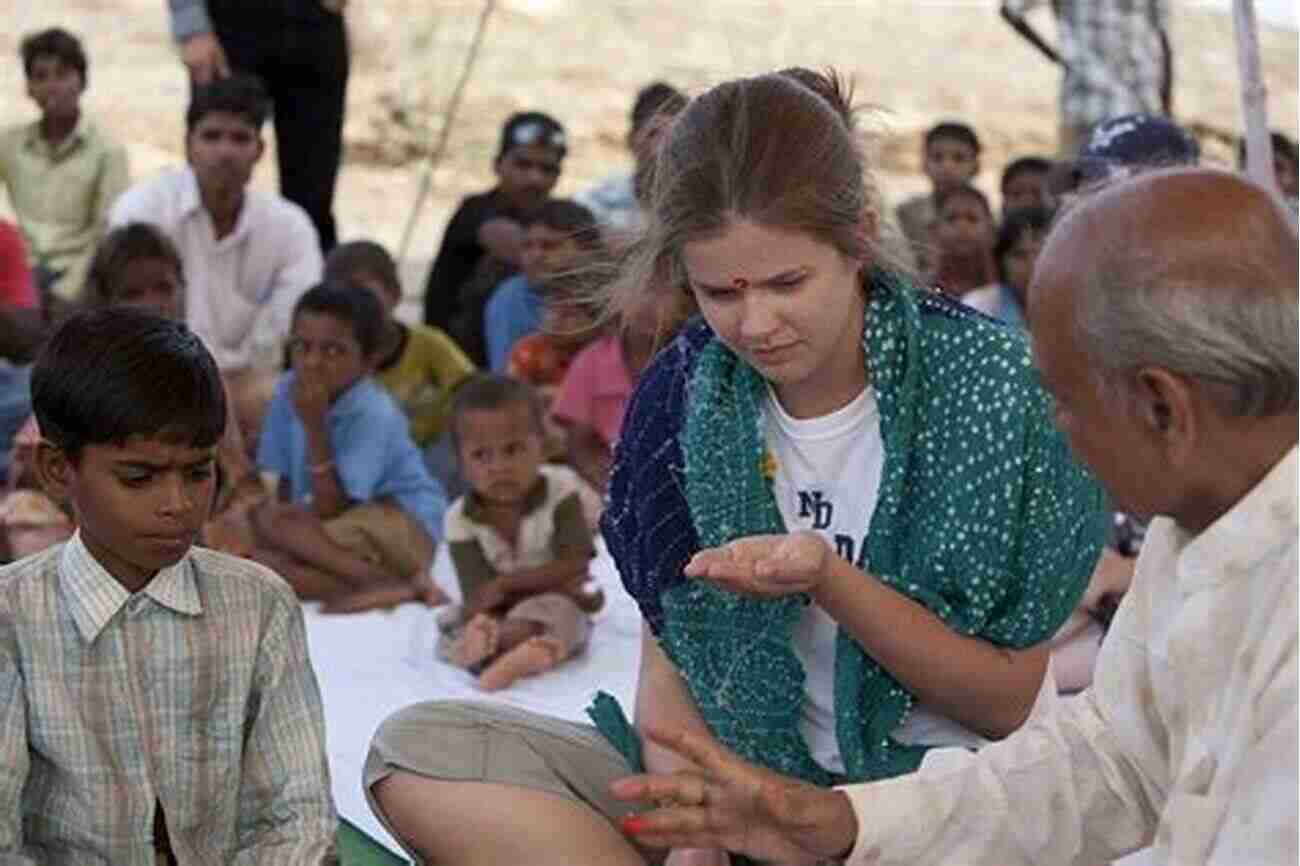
<box><xmin>252</xmin><ymin>282</ymin><xmax>448</xmax><ymax>609</ymax></box>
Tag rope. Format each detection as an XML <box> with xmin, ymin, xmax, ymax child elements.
<box><xmin>397</xmin><ymin>0</ymin><xmax>499</xmax><ymax>263</ymax></box>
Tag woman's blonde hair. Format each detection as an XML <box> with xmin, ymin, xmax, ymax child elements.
<box><xmin>606</xmin><ymin>68</ymin><xmax>912</xmax><ymax>320</ymax></box>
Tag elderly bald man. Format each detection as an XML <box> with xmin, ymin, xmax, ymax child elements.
<box><xmin>609</xmin><ymin>167</ymin><xmax>1299</xmax><ymax>866</ymax></box>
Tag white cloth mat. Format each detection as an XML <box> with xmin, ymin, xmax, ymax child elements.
<box><xmin>303</xmin><ymin>539</ymin><xmax>642</xmax><ymax>856</ymax></box>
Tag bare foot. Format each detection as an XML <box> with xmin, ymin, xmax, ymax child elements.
<box><xmin>477</xmin><ymin>635</ymin><xmax>566</xmax><ymax>691</ymax></box>
<box><xmin>450</xmin><ymin>614</ymin><xmax>500</xmax><ymax>668</ymax></box>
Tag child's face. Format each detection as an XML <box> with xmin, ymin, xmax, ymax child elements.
<box><xmin>1002</xmin><ymin>229</ymin><xmax>1045</xmax><ymax>295</ymax></box>
<box><xmin>457</xmin><ymin>404</ymin><xmax>545</xmax><ymax>507</ymax></box>
<box><xmin>26</xmin><ymin>55</ymin><xmax>83</xmax><ymax>121</ymax></box>
<box><xmin>1001</xmin><ymin>171</ymin><xmax>1050</xmax><ymax>216</ymax></box>
<box><xmin>1274</xmin><ymin>154</ymin><xmax>1299</xmax><ymax>200</ymax></box>
<box><xmin>495</xmin><ymin>144</ymin><xmax>563</xmax><ymax>215</ymax></box>
<box><xmin>935</xmin><ymin>196</ymin><xmax>993</xmax><ymax>258</ymax></box>
<box><xmin>287</xmin><ymin>311</ymin><xmax>370</xmax><ymax>402</ymax></box>
<box><xmin>39</xmin><ymin>435</ymin><xmax>217</xmax><ymax>590</ymax></box>
<box><xmin>186</xmin><ymin>111</ymin><xmax>263</xmax><ymax>196</ymax></box>
<box><xmin>113</xmin><ymin>257</ymin><xmax>182</xmax><ymax>321</ymax></box>
<box><xmin>521</xmin><ymin>224</ymin><xmax>580</xmax><ymax>286</ymax></box>
<box><xmin>924</xmin><ymin>138</ymin><xmax>979</xmax><ymax>192</ymax></box>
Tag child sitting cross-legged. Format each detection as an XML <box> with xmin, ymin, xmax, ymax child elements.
<box><xmin>1</xmin><ymin>308</ymin><xmax>336</xmax><ymax>863</ymax></box>
<box><xmin>438</xmin><ymin>373</ymin><xmax>603</xmax><ymax>691</ymax></box>
<box><xmin>251</xmin><ymin>282</ymin><xmax>448</xmax><ymax>609</ymax></box>
<box><xmin>324</xmin><ymin>239</ymin><xmax>476</xmax><ymax>498</ymax></box>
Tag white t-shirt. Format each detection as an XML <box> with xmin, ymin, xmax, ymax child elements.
<box><xmin>764</xmin><ymin>386</ymin><xmax>985</xmax><ymax>774</ymax></box>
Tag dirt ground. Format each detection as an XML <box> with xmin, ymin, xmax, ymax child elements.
<box><xmin>1</xmin><ymin>1</ymin><xmax>1295</xmax><ymax>312</ymax></box>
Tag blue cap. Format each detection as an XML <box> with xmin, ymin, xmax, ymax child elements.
<box><xmin>1052</xmin><ymin>113</ymin><xmax>1199</xmax><ymax>194</ymax></box>
<box><xmin>1080</xmin><ymin>113</ymin><xmax>1200</xmax><ymax>166</ymax></box>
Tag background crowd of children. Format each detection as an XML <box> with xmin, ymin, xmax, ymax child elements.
<box><xmin>0</xmin><ymin>26</ymin><xmax>1297</xmax><ymax>630</ymax></box>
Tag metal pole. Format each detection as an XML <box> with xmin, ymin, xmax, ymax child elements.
<box><xmin>397</xmin><ymin>0</ymin><xmax>499</xmax><ymax>263</ymax></box>
<box><xmin>1233</xmin><ymin>0</ymin><xmax>1277</xmax><ymax>192</ymax></box>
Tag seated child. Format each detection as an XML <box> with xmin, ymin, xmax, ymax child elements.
<box><xmin>0</xmin><ymin>307</ymin><xmax>336</xmax><ymax>863</ymax></box>
<box><xmin>1239</xmin><ymin>130</ymin><xmax>1298</xmax><ymax>209</ymax></box>
<box><xmin>928</xmin><ymin>182</ymin><xmax>996</xmax><ymax>297</ymax></box>
<box><xmin>252</xmin><ymin>283</ymin><xmax>448</xmax><ymax>607</ymax></box>
<box><xmin>963</xmin><ymin>204</ymin><xmax>1054</xmax><ymax>328</ymax></box>
<box><xmin>423</xmin><ymin>111</ymin><xmax>567</xmax><ymax>366</ymax></box>
<box><xmin>484</xmin><ymin>197</ymin><xmax>602</xmax><ymax>372</ymax></box>
<box><xmin>1</xmin><ymin>223</ymin><xmax>264</xmax><ymax>561</ymax></box>
<box><xmin>324</xmin><ymin>239</ymin><xmax>476</xmax><ymax>496</ymax></box>
<box><xmin>999</xmin><ymin>155</ymin><xmax>1053</xmax><ymax>219</ymax></box>
<box><xmin>439</xmin><ymin>374</ymin><xmax>603</xmax><ymax>691</ymax></box>
<box><xmin>0</xmin><ymin>220</ymin><xmax>41</xmax><ymax>481</ymax></box>
<box><xmin>894</xmin><ymin>121</ymin><xmax>981</xmax><ymax>274</ymax></box>
<box><xmin>0</xmin><ymin>28</ymin><xmax>129</xmax><ymax>306</ymax></box>
<box><xmin>507</xmin><ymin>269</ymin><xmax>604</xmax><ymax>461</ymax></box>
<box><xmin>552</xmin><ymin>288</ymin><xmax>692</xmax><ymax>491</ymax></box>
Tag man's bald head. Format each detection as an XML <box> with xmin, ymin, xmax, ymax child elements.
<box><xmin>1032</xmin><ymin>168</ymin><xmax>1298</xmax><ymax>419</ymax></box>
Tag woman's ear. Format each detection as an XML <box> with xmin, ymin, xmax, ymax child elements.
<box><xmin>855</xmin><ymin>207</ymin><xmax>880</xmax><ymax>263</ymax></box>
<box><xmin>33</xmin><ymin>440</ymin><xmax>73</xmax><ymax>505</ymax></box>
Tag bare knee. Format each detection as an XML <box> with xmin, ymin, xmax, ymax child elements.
<box><xmin>369</xmin><ymin>774</ymin><xmax>646</xmax><ymax>866</ymax></box>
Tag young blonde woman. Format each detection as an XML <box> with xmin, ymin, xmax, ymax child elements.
<box><xmin>360</xmin><ymin>70</ymin><xmax>1107</xmax><ymax>866</ymax></box>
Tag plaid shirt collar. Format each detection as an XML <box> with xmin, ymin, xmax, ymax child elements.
<box><xmin>58</xmin><ymin>530</ymin><xmax>202</xmax><ymax>644</ymax></box>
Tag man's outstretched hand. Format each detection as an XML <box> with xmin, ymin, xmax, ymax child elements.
<box><xmin>611</xmin><ymin>726</ymin><xmax>858</xmax><ymax>864</ymax></box>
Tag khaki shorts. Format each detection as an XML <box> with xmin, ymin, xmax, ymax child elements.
<box><xmin>323</xmin><ymin>500</ymin><xmax>434</xmax><ymax>580</ymax></box>
<box><xmin>363</xmin><ymin>701</ymin><xmax>664</xmax><ymax>865</ymax></box>
<box><xmin>435</xmin><ymin>593</ymin><xmax>590</xmax><ymax>666</ymax></box>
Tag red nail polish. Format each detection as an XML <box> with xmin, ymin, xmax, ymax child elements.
<box><xmin>621</xmin><ymin>815</ymin><xmax>647</xmax><ymax>835</ymax></box>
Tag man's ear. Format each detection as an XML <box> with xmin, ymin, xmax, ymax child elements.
<box><xmin>33</xmin><ymin>440</ymin><xmax>74</xmax><ymax>505</ymax></box>
<box><xmin>253</xmin><ymin>134</ymin><xmax>266</xmax><ymax>164</ymax></box>
<box><xmin>1134</xmin><ymin>368</ymin><xmax>1198</xmax><ymax>468</ymax></box>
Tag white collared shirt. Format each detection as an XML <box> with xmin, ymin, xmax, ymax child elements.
<box><xmin>109</xmin><ymin>166</ymin><xmax>322</xmax><ymax>371</ymax></box>
<box><xmin>842</xmin><ymin>446</ymin><xmax>1298</xmax><ymax>865</ymax></box>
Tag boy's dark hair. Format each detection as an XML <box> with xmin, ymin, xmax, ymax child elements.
<box><xmin>324</xmin><ymin>240</ymin><xmax>401</xmax><ymax>300</ymax></box>
<box><xmin>994</xmin><ymin>205</ymin><xmax>1055</xmax><ymax>284</ymax></box>
<box><xmin>33</xmin><ymin>308</ymin><xmax>226</xmax><ymax>461</ymax></box>
<box><xmin>925</xmin><ymin>121</ymin><xmax>981</xmax><ymax>156</ymax></box>
<box><xmin>630</xmin><ymin>81</ymin><xmax>687</xmax><ymax>137</ymax></box>
<box><xmin>1237</xmin><ymin>131</ymin><xmax>1299</xmax><ymax>170</ymax></box>
<box><xmin>449</xmin><ymin>373</ymin><xmax>546</xmax><ymax>457</ymax></box>
<box><xmin>532</xmin><ymin>199</ymin><xmax>602</xmax><ymax>250</ymax></box>
<box><xmin>1000</xmin><ymin>156</ymin><xmax>1053</xmax><ymax>192</ymax></box>
<box><xmin>292</xmin><ymin>282</ymin><xmax>386</xmax><ymax>358</ymax></box>
<box><xmin>84</xmin><ymin>223</ymin><xmax>185</xmax><ymax>309</ymax></box>
<box><xmin>186</xmin><ymin>73</ymin><xmax>270</xmax><ymax>135</ymax></box>
<box><xmin>498</xmin><ymin>111</ymin><xmax>567</xmax><ymax>161</ymax></box>
<box><xmin>934</xmin><ymin>182</ymin><xmax>992</xmax><ymax>218</ymax></box>
<box><xmin>21</xmin><ymin>28</ymin><xmax>87</xmax><ymax>87</ymax></box>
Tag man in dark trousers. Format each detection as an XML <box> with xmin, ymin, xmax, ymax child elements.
<box><xmin>169</xmin><ymin>0</ymin><xmax>348</xmax><ymax>253</ymax></box>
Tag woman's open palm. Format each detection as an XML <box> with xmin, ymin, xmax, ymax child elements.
<box><xmin>683</xmin><ymin>531</ymin><xmax>831</xmax><ymax>598</ymax></box>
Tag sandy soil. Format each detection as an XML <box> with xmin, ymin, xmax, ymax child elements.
<box><xmin>1</xmin><ymin>1</ymin><xmax>1295</xmax><ymax>309</ymax></box>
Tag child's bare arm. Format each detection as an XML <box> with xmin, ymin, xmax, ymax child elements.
<box><xmin>566</xmin><ymin>424</ymin><xmax>612</xmax><ymax>492</ymax></box>
<box><xmin>293</xmin><ymin>371</ymin><xmax>349</xmax><ymax>519</ymax></box>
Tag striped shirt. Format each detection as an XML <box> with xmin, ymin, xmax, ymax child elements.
<box><xmin>0</xmin><ymin>533</ymin><xmax>338</xmax><ymax>865</ymax></box>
